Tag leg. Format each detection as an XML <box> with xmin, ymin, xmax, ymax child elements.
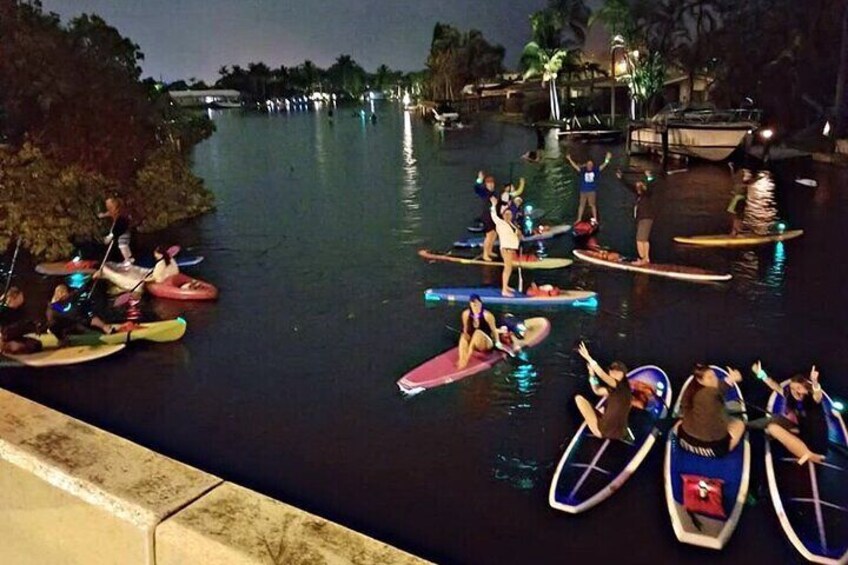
<box><xmin>456</xmin><ymin>334</ymin><xmax>471</xmax><ymax>369</ymax></box>
<box><xmin>587</xmin><ymin>192</ymin><xmax>598</xmax><ymax>223</ymax></box>
<box><xmin>576</xmin><ymin>193</ymin><xmax>587</xmax><ymax>223</ymax></box>
<box><xmin>727</xmin><ymin>418</ymin><xmax>746</xmax><ymax>451</ymax></box>
<box><xmin>575</xmin><ymin>395</ymin><xmax>603</xmax><ymax>438</ymax></box>
<box><xmin>470</xmin><ymin>330</ymin><xmax>493</xmax><ymax>355</ymax></box>
<box><xmin>766</xmin><ymin>423</ymin><xmax>825</xmax><ymax>464</ymax></box>
<box><xmin>483</xmin><ymin>230</ymin><xmax>496</xmax><ymax>261</ymax></box>
<box><xmin>501</xmin><ymin>249</ymin><xmax>515</xmax><ymax>296</ymax></box>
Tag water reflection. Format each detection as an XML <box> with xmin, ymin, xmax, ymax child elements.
<box><xmin>492</xmin><ymin>453</ymin><xmax>547</xmax><ymax>490</ymax></box>
<box><xmin>744</xmin><ymin>171</ymin><xmax>778</xmax><ymax>234</ymax></box>
<box><xmin>399</xmin><ymin>109</ymin><xmax>421</xmax><ymax>243</ymax></box>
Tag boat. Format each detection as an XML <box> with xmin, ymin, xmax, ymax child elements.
<box><xmin>629</xmin><ymin>104</ymin><xmax>762</xmax><ymax>162</ymax></box>
<box><xmin>396</xmin><ymin>317</ymin><xmax>550</xmax><ymax>395</ymax></box>
<box><xmin>664</xmin><ymin>369</ymin><xmax>750</xmax><ymax>550</ymax></box>
<box><xmin>535</xmin><ymin>112</ymin><xmax>623</xmax><ymax>144</ymax></box>
<box><xmin>549</xmin><ymin>365</ymin><xmax>672</xmax><ymax>513</ymax></box>
<box><xmin>764</xmin><ymin>381</ymin><xmax>848</xmax><ymax>564</ymax></box>
<box><xmin>147</xmin><ymin>274</ymin><xmax>219</xmax><ymax>301</ymax></box>
<box><xmin>424</xmin><ymin>287</ymin><xmax>596</xmax><ymax>307</ymax></box>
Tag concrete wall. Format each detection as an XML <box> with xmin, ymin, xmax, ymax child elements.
<box><xmin>0</xmin><ymin>388</ymin><xmax>427</xmax><ymax>565</ymax></box>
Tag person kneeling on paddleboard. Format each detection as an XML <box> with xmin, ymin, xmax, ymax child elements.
<box><xmin>490</xmin><ymin>196</ymin><xmax>522</xmax><ymax>297</ymax></box>
<box><xmin>574</xmin><ymin>342</ymin><xmax>633</xmax><ymax>441</ymax></box>
<box><xmin>749</xmin><ymin>361</ymin><xmax>828</xmax><ymax>465</ymax></box>
<box><xmin>46</xmin><ymin>284</ymin><xmax>115</xmax><ymax>339</ymax></box>
<box><xmin>456</xmin><ymin>294</ymin><xmax>501</xmax><ymax>369</ymax></box>
<box><xmin>676</xmin><ymin>365</ymin><xmax>746</xmax><ymax>458</ymax></box>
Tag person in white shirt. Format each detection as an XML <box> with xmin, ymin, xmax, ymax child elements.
<box><xmin>489</xmin><ymin>196</ymin><xmax>522</xmax><ymax>297</ymax></box>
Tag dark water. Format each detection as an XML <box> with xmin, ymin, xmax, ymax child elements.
<box><xmin>2</xmin><ymin>105</ymin><xmax>846</xmax><ymax>564</ymax></box>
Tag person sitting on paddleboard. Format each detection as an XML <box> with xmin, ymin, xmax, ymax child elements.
<box><xmin>0</xmin><ymin>287</ymin><xmax>41</xmax><ymax>355</ymax></box>
<box><xmin>490</xmin><ymin>196</ymin><xmax>522</xmax><ymax>297</ymax></box>
<box><xmin>749</xmin><ymin>361</ymin><xmax>828</xmax><ymax>465</ymax></box>
<box><xmin>456</xmin><ymin>294</ymin><xmax>502</xmax><ymax>370</ymax></box>
<box><xmin>574</xmin><ymin>342</ymin><xmax>633</xmax><ymax>440</ymax></box>
<box><xmin>676</xmin><ymin>365</ymin><xmax>746</xmax><ymax>458</ymax></box>
<box><xmin>46</xmin><ymin>284</ymin><xmax>115</xmax><ymax>339</ymax></box>
<box><xmin>616</xmin><ymin>170</ymin><xmax>655</xmax><ymax>265</ymax></box>
<box><xmin>99</xmin><ymin>197</ymin><xmax>134</xmax><ymax>266</ymax></box>
<box><xmin>726</xmin><ymin>164</ymin><xmax>753</xmax><ymax>237</ymax></box>
<box><xmin>567</xmin><ymin>151</ymin><xmax>611</xmax><ymax>224</ymax></box>
<box><xmin>474</xmin><ymin>171</ymin><xmax>498</xmax><ymax>262</ymax></box>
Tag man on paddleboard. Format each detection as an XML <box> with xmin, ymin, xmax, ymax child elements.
<box><xmin>567</xmin><ymin>151</ymin><xmax>612</xmax><ymax>224</ymax></box>
<box><xmin>575</xmin><ymin>342</ymin><xmax>633</xmax><ymax>440</ymax></box>
<box><xmin>474</xmin><ymin>172</ymin><xmax>498</xmax><ymax>262</ymax></box>
<box><xmin>456</xmin><ymin>294</ymin><xmax>501</xmax><ymax>369</ymax></box>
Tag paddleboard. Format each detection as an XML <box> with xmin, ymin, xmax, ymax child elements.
<box><xmin>30</xmin><ymin>318</ymin><xmax>187</xmax><ymax>347</ymax></box>
<box><xmin>136</xmin><ymin>255</ymin><xmax>205</xmax><ymax>269</ymax></box>
<box><xmin>101</xmin><ymin>262</ymin><xmax>149</xmax><ymax>291</ymax></box>
<box><xmin>454</xmin><ymin>224</ymin><xmax>572</xmax><ymax>248</ymax></box>
<box><xmin>418</xmin><ymin>250</ymin><xmax>572</xmax><ymax>270</ymax></box>
<box><xmin>674</xmin><ymin>230</ymin><xmax>803</xmax><ymax>247</ymax></box>
<box><xmin>1</xmin><ymin>344</ymin><xmax>125</xmax><ymax>368</ymax></box>
<box><xmin>573</xmin><ymin>249</ymin><xmax>732</xmax><ymax>282</ymax></box>
<box><xmin>35</xmin><ymin>259</ymin><xmax>98</xmax><ymax>276</ymax></box>
<box><xmin>424</xmin><ymin>287</ymin><xmax>597</xmax><ymax>307</ymax></box>
<box><xmin>549</xmin><ymin>365</ymin><xmax>672</xmax><ymax>513</ymax></box>
<box><xmin>664</xmin><ymin>370</ymin><xmax>750</xmax><ymax>550</ymax></box>
<box><xmin>396</xmin><ymin>317</ymin><xmax>550</xmax><ymax>395</ymax></box>
<box><xmin>765</xmin><ymin>381</ymin><xmax>848</xmax><ymax>564</ymax></box>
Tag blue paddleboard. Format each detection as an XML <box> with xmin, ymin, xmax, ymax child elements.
<box><xmin>136</xmin><ymin>255</ymin><xmax>205</xmax><ymax>269</ymax></box>
<box><xmin>454</xmin><ymin>223</ymin><xmax>571</xmax><ymax>249</ymax></box>
<box><xmin>424</xmin><ymin>287</ymin><xmax>597</xmax><ymax>307</ymax></box>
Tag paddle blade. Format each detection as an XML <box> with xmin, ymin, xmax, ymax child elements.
<box><xmin>166</xmin><ymin>245</ymin><xmax>181</xmax><ymax>257</ymax></box>
<box><xmin>113</xmin><ymin>292</ymin><xmax>133</xmax><ymax>307</ymax></box>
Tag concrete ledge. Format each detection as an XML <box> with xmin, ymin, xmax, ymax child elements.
<box><xmin>0</xmin><ymin>388</ymin><xmax>222</xmax><ymax>564</ymax></box>
<box><xmin>156</xmin><ymin>482</ymin><xmax>428</xmax><ymax>565</ymax></box>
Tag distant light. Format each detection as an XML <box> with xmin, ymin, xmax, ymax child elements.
<box><xmin>833</xmin><ymin>399</ymin><xmax>845</xmax><ymax>412</ymax></box>
<box><xmin>823</xmin><ymin>121</ymin><xmax>831</xmax><ymax>136</ymax></box>
<box><xmin>759</xmin><ymin>128</ymin><xmax>774</xmax><ymax>141</ymax></box>
<box><xmin>776</xmin><ymin>222</ymin><xmax>786</xmax><ymax>233</ymax></box>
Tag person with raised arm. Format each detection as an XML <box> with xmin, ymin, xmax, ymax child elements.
<box><xmin>566</xmin><ymin>151</ymin><xmax>612</xmax><ymax>224</ymax></box>
<box><xmin>489</xmin><ymin>195</ymin><xmax>522</xmax><ymax>297</ymax></box>
<box><xmin>574</xmin><ymin>342</ymin><xmax>633</xmax><ymax>440</ymax></box>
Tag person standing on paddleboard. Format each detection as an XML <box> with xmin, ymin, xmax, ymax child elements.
<box><xmin>456</xmin><ymin>294</ymin><xmax>501</xmax><ymax>369</ymax></box>
<box><xmin>567</xmin><ymin>151</ymin><xmax>612</xmax><ymax>224</ymax></box>
<box><xmin>99</xmin><ymin>197</ymin><xmax>134</xmax><ymax>266</ymax></box>
<box><xmin>574</xmin><ymin>342</ymin><xmax>633</xmax><ymax>440</ymax></box>
<box><xmin>726</xmin><ymin>164</ymin><xmax>753</xmax><ymax>237</ymax></box>
<box><xmin>675</xmin><ymin>365</ymin><xmax>746</xmax><ymax>458</ymax></box>
<box><xmin>749</xmin><ymin>361</ymin><xmax>828</xmax><ymax>464</ymax></box>
<box><xmin>474</xmin><ymin>171</ymin><xmax>498</xmax><ymax>262</ymax></box>
<box><xmin>490</xmin><ymin>196</ymin><xmax>522</xmax><ymax>297</ymax></box>
<box><xmin>617</xmin><ymin>170</ymin><xmax>655</xmax><ymax>265</ymax></box>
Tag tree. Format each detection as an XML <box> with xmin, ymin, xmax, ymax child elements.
<box><xmin>425</xmin><ymin>23</ymin><xmax>504</xmax><ymax>100</ymax></box>
<box><xmin>522</xmin><ymin>41</ymin><xmax>575</xmax><ymax>120</ymax></box>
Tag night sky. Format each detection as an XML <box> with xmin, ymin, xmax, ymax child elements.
<box><xmin>42</xmin><ymin>0</ymin><xmax>606</xmax><ymax>82</ymax></box>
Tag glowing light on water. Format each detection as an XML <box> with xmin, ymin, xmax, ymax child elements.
<box><xmin>832</xmin><ymin>399</ymin><xmax>845</xmax><ymax>412</ymax></box>
<box><xmin>67</xmin><ymin>273</ymin><xmax>88</xmax><ymax>289</ymax></box>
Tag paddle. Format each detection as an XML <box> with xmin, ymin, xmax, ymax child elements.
<box><xmin>86</xmin><ymin>237</ymin><xmax>115</xmax><ymax>299</ymax></box>
<box><xmin>1</xmin><ymin>236</ymin><xmax>22</xmax><ymax>307</ymax></box>
<box><xmin>113</xmin><ymin>245</ymin><xmax>181</xmax><ymax>307</ymax></box>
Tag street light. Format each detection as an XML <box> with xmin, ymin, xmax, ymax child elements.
<box><xmin>610</xmin><ymin>35</ymin><xmax>626</xmax><ymax>127</ymax></box>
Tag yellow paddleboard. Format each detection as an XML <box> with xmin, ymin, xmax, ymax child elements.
<box><xmin>674</xmin><ymin>230</ymin><xmax>803</xmax><ymax>247</ymax></box>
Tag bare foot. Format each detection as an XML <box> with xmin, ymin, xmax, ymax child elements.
<box><xmin>482</xmin><ymin>256</ymin><xmax>494</xmax><ymax>262</ymax></box>
<box><xmin>501</xmin><ymin>289</ymin><xmax>515</xmax><ymax>297</ymax></box>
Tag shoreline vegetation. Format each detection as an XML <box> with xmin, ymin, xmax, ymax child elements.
<box><xmin>0</xmin><ymin>1</ymin><xmax>215</xmax><ymax>260</ymax></box>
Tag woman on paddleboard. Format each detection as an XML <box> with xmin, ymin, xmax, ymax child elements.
<box><xmin>474</xmin><ymin>171</ymin><xmax>498</xmax><ymax>262</ymax></box>
<box><xmin>490</xmin><ymin>196</ymin><xmax>522</xmax><ymax>297</ymax></box>
<box><xmin>574</xmin><ymin>342</ymin><xmax>633</xmax><ymax>440</ymax></box>
<box><xmin>676</xmin><ymin>365</ymin><xmax>746</xmax><ymax>458</ymax></box>
<box><xmin>456</xmin><ymin>294</ymin><xmax>501</xmax><ymax>369</ymax></box>
<box><xmin>567</xmin><ymin>151</ymin><xmax>612</xmax><ymax>224</ymax></box>
<box><xmin>749</xmin><ymin>361</ymin><xmax>828</xmax><ymax>464</ymax></box>
<box><xmin>99</xmin><ymin>197</ymin><xmax>134</xmax><ymax>266</ymax></box>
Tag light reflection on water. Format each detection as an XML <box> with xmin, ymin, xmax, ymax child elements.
<box><xmin>398</xmin><ymin>109</ymin><xmax>421</xmax><ymax>244</ymax></box>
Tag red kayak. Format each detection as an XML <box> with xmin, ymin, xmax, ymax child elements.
<box><xmin>146</xmin><ymin>273</ymin><xmax>219</xmax><ymax>301</ymax></box>
<box><xmin>396</xmin><ymin>317</ymin><xmax>551</xmax><ymax>395</ymax></box>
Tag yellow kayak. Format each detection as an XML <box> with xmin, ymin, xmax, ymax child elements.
<box><xmin>30</xmin><ymin>318</ymin><xmax>187</xmax><ymax>348</ymax></box>
<box><xmin>1</xmin><ymin>344</ymin><xmax>125</xmax><ymax>367</ymax></box>
<box><xmin>674</xmin><ymin>230</ymin><xmax>803</xmax><ymax>247</ymax></box>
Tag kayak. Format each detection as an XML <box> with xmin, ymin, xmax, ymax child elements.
<box><xmin>147</xmin><ymin>274</ymin><xmax>219</xmax><ymax>301</ymax></box>
<box><xmin>101</xmin><ymin>262</ymin><xmax>149</xmax><ymax>292</ymax></box>
<box><xmin>1</xmin><ymin>344</ymin><xmax>125</xmax><ymax>368</ymax></box>
<box><xmin>136</xmin><ymin>255</ymin><xmax>205</xmax><ymax>269</ymax></box>
<box><xmin>36</xmin><ymin>259</ymin><xmax>99</xmax><ymax>276</ymax></box>
<box><xmin>573</xmin><ymin>249</ymin><xmax>732</xmax><ymax>282</ymax></box>
<box><xmin>454</xmin><ymin>224</ymin><xmax>572</xmax><ymax>249</ymax></box>
<box><xmin>418</xmin><ymin>250</ymin><xmax>572</xmax><ymax>270</ymax></box>
<box><xmin>468</xmin><ymin>208</ymin><xmax>547</xmax><ymax>232</ymax></box>
<box><xmin>396</xmin><ymin>317</ymin><xmax>551</xmax><ymax>395</ymax></box>
<box><xmin>424</xmin><ymin>287</ymin><xmax>597</xmax><ymax>307</ymax></box>
<box><xmin>664</xmin><ymin>369</ymin><xmax>750</xmax><ymax>550</ymax></box>
<box><xmin>549</xmin><ymin>365</ymin><xmax>672</xmax><ymax>514</ymax></box>
<box><xmin>31</xmin><ymin>318</ymin><xmax>187</xmax><ymax>347</ymax></box>
<box><xmin>765</xmin><ymin>381</ymin><xmax>848</xmax><ymax>564</ymax></box>
<box><xmin>674</xmin><ymin>229</ymin><xmax>803</xmax><ymax>247</ymax></box>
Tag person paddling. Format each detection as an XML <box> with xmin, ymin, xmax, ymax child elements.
<box><xmin>567</xmin><ymin>151</ymin><xmax>612</xmax><ymax>224</ymax></box>
<box><xmin>456</xmin><ymin>294</ymin><xmax>501</xmax><ymax>369</ymax></box>
<box><xmin>574</xmin><ymin>342</ymin><xmax>633</xmax><ymax>441</ymax></box>
<box><xmin>749</xmin><ymin>361</ymin><xmax>828</xmax><ymax>464</ymax></box>
<box><xmin>99</xmin><ymin>197</ymin><xmax>134</xmax><ymax>266</ymax></box>
<box><xmin>46</xmin><ymin>284</ymin><xmax>115</xmax><ymax>339</ymax></box>
<box><xmin>675</xmin><ymin>365</ymin><xmax>746</xmax><ymax>458</ymax></box>
<box><xmin>474</xmin><ymin>171</ymin><xmax>498</xmax><ymax>261</ymax></box>
<box><xmin>490</xmin><ymin>196</ymin><xmax>522</xmax><ymax>297</ymax></box>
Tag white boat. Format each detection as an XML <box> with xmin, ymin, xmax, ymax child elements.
<box><xmin>629</xmin><ymin>104</ymin><xmax>761</xmax><ymax>162</ymax></box>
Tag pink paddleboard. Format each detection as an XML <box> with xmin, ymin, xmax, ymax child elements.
<box><xmin>397</xmin><ymin>317</ymin><xmax>551</xmax><ymax>394</ymax></box>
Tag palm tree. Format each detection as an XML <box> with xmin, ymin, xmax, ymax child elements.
<box><xmin>522</xmin><ymin>41</ymin><xmax>574</xmax><ymax>120</ymax></box>
<box><xmin>835</xmin><ymin>4</ymin><xmax>848</xmax><ymax>138</ymax></box>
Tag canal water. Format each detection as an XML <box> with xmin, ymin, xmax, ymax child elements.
<box><xmin>2</xmin><ymin>105</ymin><xmax>846</xmax><ymax>564</ymax></box>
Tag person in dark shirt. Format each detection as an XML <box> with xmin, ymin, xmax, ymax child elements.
<box><xmin>99</xmin><ymin>196</ymin><xmax>134</xmax><ymax>266</ymax></box>
<box><xmin>566</xmin><ymin>151</ymin><xmax>612</xmax><ymax>224</ymax></box>
<box><xmin>575</xmin><ymin>342</ymin><xmax>633</xmax><ymax>441</ymax></box>
<box><xmin>676</xmin><ymin>365</ymin><xmax>746</xmax><ymax>458</ymax></box>
<box><xmin>617</xmin><ymin>169</ymin><xmax>656</xmax><ymax>265</ymax></box>
<box><xmin>473</xmin><ymin>171</ymin><xmax>498</xmax><ymax>262</ymax></box>
<box><xmin>0</xmin><ymin>287</ymin><xmax>41</xmax><ymax>355</ymax></box>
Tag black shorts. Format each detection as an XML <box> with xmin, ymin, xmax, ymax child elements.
<box><xmin>480</xmin><ymin>215</ymin><xmax>496</xmax><ymax>232</ymax></box>
<box><xmin>677</xmin><ymin>426</ymin><xmax>731</xmax><ymax>458</ymax></box>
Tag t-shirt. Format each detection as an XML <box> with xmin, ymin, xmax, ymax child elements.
<box><xmin>580</xmin><ymin>167</ymin><xmax>598</xmax><ymax>193</ymax></box>
<box><xmin>150</xmin><ymin>260</ymin><xmax>180</xmax><ymax>284</ymax></box>
<box><xmin>635</xmin><ymin>190</ymin><xmax>655</xmax><ymax>221</ymax></box>
<box><xmin>783</xmin><ymin>387</ymin><xmax>829</xmax><ymax>453</ymax></box>
<box><xmin>681</xmin><ymin>382</ymin><xmax>730</xmax><ymax>442</ymax></box>
<box><xmin>599</xmin><ymin>378</ymin><xmax>633</xmax><ymax>439</ymax></box>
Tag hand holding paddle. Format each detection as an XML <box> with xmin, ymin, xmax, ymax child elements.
<box><xmin>113</xmin><ymin>245</ymin><xmax>180</xmax><ymax>307</ymax></box>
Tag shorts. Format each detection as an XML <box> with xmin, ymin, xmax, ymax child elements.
<box><xmin>636</xmin><ymin>219</ymin><xmax>654</xmax><ymax>242</ymax></box>
<box><xmin>579</xmin><ymin>191</ymin><xmax>597</xmax><ymax>207</ymax></box>
<box><xmin>677</xmin><ymin>426</ymin><xmax>731</xmax><ymax>458</ymax></box>
<box><xmin>481</xmin><ymin>215</ymin><xmax>496</xmax><ymax>232</ymax></box>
